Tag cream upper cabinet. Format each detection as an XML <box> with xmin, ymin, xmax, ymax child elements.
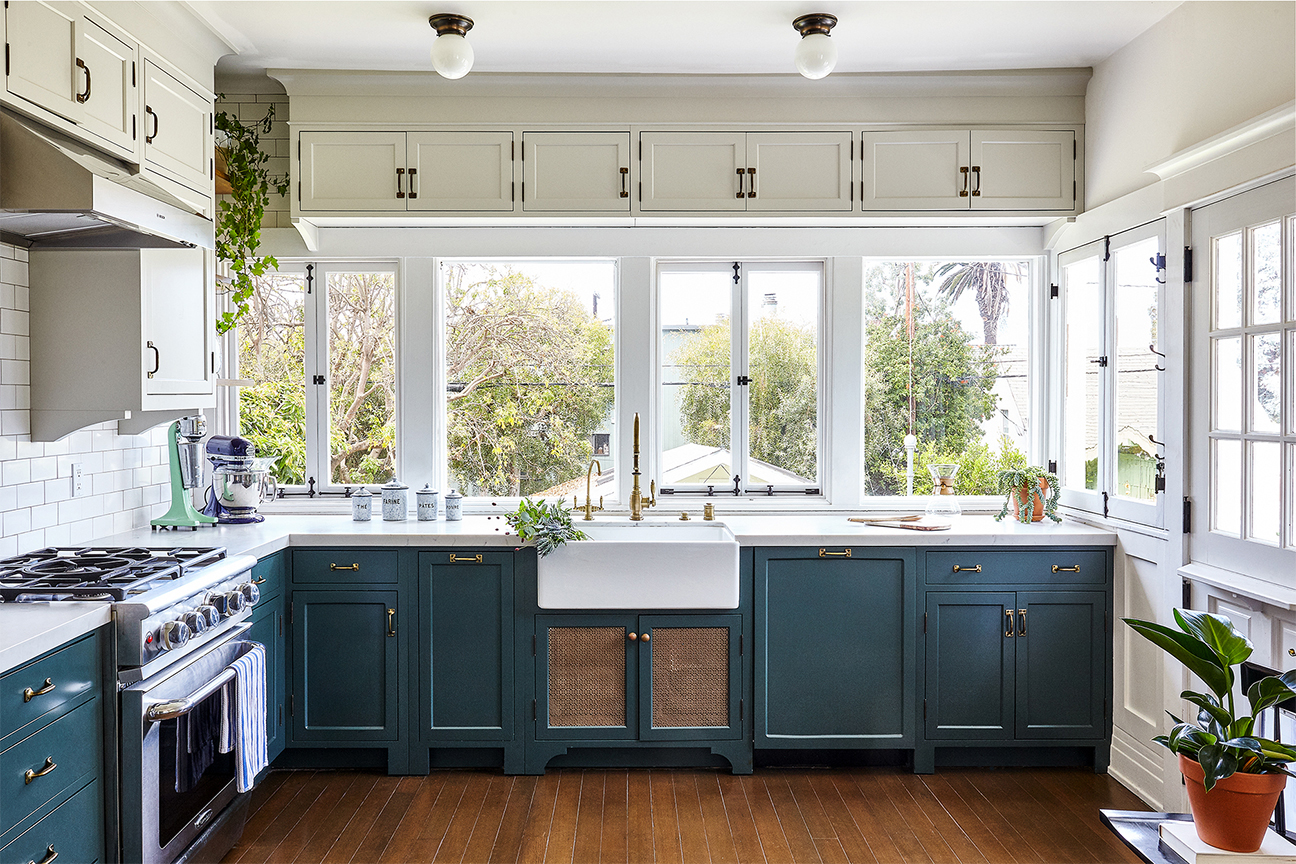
<box><xmin>299</xmin><ymin>131</ymin><xmax>407</xmax><ymax>211</ymax></box>
<box><xmin>4</xmin><ymin>2</ymin><xmax>138</xmax><ymax>157</ymax></box>
<box><xmin>862</xmin><ymin>129</ymin><xmax>1075</xmax><ymax>212</ymax></box>
<box><xmin>143</xmin><ymin>249</ymin><xmax>214</xmax><ymax>397</ymax></box>
<box><xmin>407</xmin><ymin>132</ymin><xmax>514</xmax><ymax>211</ymax></box>
<box><xmin>970</xmin><ymin>130</ymin><xmax>1076</xmax><ymax>211</ymax></box>
<box><xmin>522</xmin><ymin>132</ymin><xmax>630</xmax><ymax>212</ymax></box>
<box><xmin>640</xmin><ymin>131</ymin><xmax>852</xmax><ymax>212</ymax></box>
<box><xmin>142</xmin><ymin>59</ymin><xmax>212</xmax><ymax>195</ymax></box>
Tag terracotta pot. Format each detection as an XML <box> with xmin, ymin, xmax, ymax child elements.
<box><xmin>1009</xmin><ymin>478</ymin><xmax>1049</xmax><ymax>522</ymax></box>
<box><xmin>1179</xmin><ymin>753</ymin><xmax>1287</xmax><ymax>852</ymax></box>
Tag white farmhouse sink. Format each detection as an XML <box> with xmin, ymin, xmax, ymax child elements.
<box><xmin>536</xmin><ymin>522</ymin><xmax>740</xmax><ymax>609</ymax></box>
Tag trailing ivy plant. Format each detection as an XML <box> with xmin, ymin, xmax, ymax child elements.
<box><xmin>505</xmin><ymin>497</ymin><xmax>589</xmax><ymax>557</ymax></box>
<box><xmin>214</xmin><ymin>99</ymin><xmax>290</xmax><ymax>334</ymax></box>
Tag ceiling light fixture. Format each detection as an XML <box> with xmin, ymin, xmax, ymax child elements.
<box><xmin>792</xmin><ymin>14</ymin><xmax>838</xmax><ymax>80</ymax></box>
<box><xmin>429</xmin><ymin>13</ymin><xmax>474</xmax><ymax>79</ymax></box>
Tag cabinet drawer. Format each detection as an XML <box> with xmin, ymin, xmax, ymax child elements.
<box><xmin>251</xmin><ymin>554</ymin><xmax>285</xmax><ymax>599</ymax></box>
<box><xmin>1</xmin><ymin>633</ymin><xmax>99</xmax><ymax>741</ymax></box>
<box><xmin>0</xmin><ymin>777</ymin><xmax>102</xmax><ymax>864</ymax></box>
<box><xmin>0</xmin><ymin>698</ymin><xmax>101</xmax><ymax>835</ymax></box>
<box><xmin>925</xmin><ymin>550</ymin><xmax>1107</xmax><ymax>585</ymax></box>
<box><xmin>293</xmin><ymin>550</ymin><xmax>398</xmax><ymax>584</ymax></box>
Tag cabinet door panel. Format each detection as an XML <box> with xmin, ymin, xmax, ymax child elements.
<box><xmin>536</xmin><ymin>615</ymin><xmax>636</xmax><ymax>741</ymax></box>
<box><xmin>522</xmin><ymin>132</ymin><xmax>630</xmax><ymax>212</ymax></box>
<box><xmin>141</xmin><ymin>248</ymin><xmax>212</xmax><ymax>397</ymax></box>
<box><xmin>5</xmin><ymin>1</ymin><xmax>80</xmax><ymax>123</ymax></box>
<box><xmin>299</xmin><ymin>132</ymin><xmax>406</xmax><ymax>211</ymax></box>
<box><xmin>971</xmin><ymin>130</ymin><xmax>1075</xmax><ymax>210</ymax></box>
<box><xmin>639</xmin><ymin>615</ymin><xmax>742</xmax><ymax>741</ymax></box>
<box><xmin>1015</xmin><ymin>591</ymin><xmax>1106</xmax><ymax>739</ymax></box>
<box><xmin>926</xmin><ymin>591</ymin><xmax>1015</xmax><ymax>740</ymax></box>
<box><xmin>407</xmin><ymin>132</ymin><xmax>514</xmax><ymax>212</ymax></box>
<box><xmin>640</xmin><ymin>132</ymin><xmax>746</xmax><ymax>211</ymax></box>
<box><xmin>861</xmin><ymin>130</ymin><xmax>970</xmax><ymax>210</ymax></box>
<box><xmin>142</xmin><ymin>60</ymin><xmax>211</xmax><ymax>193</ymax></box>
<box><xmin>76</xmin><ymin>18</ymin><xmax>136</xmax><ymax>154</ymax></box>
<box><xmin>421</xmin><ymin>551</ymin><xmax>513</xmax><ymax>740</ymax></box>
<box><xmin>746</xmin><ymin>132</ymin><xmax>853</xmax><ymax>212</ymax></box>
<box><xmin>248</xmin><ymin>598</ymin><xmax>284</xmax><ymax>764</ymax></box>
<box><xmin>291</xmin><ymin>590</ymin><xmax>399</xmax><ymax>742</ymax></box>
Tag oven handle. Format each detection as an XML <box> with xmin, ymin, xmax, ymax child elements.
<box><xmin>145</xmin><ymin>665</ymin><xmax>238</xmax><ymax>722</ymax></box>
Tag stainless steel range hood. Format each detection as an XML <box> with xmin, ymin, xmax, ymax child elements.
<box><xmin>0</xmin><ymin>111</ymin><xmax>213</xmax><ymax>249</ymax></box>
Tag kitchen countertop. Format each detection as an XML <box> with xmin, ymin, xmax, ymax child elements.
<box><xmin>0</xmin><ymin>603</ymin><xmax>111</xmax><ymax>673</ymax></box>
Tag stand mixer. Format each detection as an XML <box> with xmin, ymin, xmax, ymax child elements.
<box><xmin>201</xmin><ymin>435</ymin><xmax>274</xmax><ymax>524</ymax></box>
<box><xmin>151</xmin><ymin>416</ymin><xmax>218</xmax><ymax>529</ymax></box>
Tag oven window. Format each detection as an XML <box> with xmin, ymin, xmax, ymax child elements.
<box><xmin>158</xmin><ymin>691</ymin><xmax>235</xmax><ymax>848</ymax></box>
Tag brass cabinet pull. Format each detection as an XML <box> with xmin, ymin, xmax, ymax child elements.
<box><xmin>145</xmin><ymin>105</ymin><xmax>158</xmax><ymax>143</ymax></box>
<box><xmin>449</xmin><ymin>554</ymin><xmax>483</xmax><ymax>564</ymax></box>
<box><xmin>628</xmin><ymin>632</ymin><xmax>637</xmax><ymax>642</ymax></box>
<box><xmin>952</xmin><ymin>564</ymin><xmax>982</xmax><ymax>573</ymax></box>
<box><xmin>1052</xmin><ymin>565</ymin><xmax>1081</xmax><ymax>573</ymax></box>
<box><xmin>971</xmin><ymin>165</ymin><xmax>981</xmax><ymax>197</ymax></box>
<box><xmin>28</xmin><ymin>844</ymin><xmax>58</xmax><ymax>864</ymax></box>
<box><xmin>408</xmin><ymin>167</ymin><xmax>418</xmax><ymax>199</ymax></box>
<box><xmin>736</xmin><ymin>167</ymin><xmax>745</xmax><ymax>198</ymax></box>
<box><xmin>75</xmin><ymin>57</ymin><xmax>91</xmax><ymax>103</ymax></box>
<box><xmin>147</xmin><ymin>341</ymin><xmax>160</xmax><ymax>378</ymax></box>
<box><xmin>386</xmin><ymin>608</ymin><xmax>396</xmax><ymax>637</ymax></box>
<box><xmin>959</xmin><ymin>166</ymin><xmax>969</xmax><ymax>197</ymax></box>
<box><xmin>620</xmin><ymin>166</ymin><xmax>629</xmax><ymax>198</ymax></box>
<box><xmin>1005</xmin><ymin>610</ymin><xmax>1015</xmax><ymax>638</ymax></box>
<box><xmin>1017</xmin><ymin>609</ymin><xmax>1027</xmax><ymax>637</ymax></box>
<box><xmin>23</xmin><ymin>678</ymin><xmax>55</xmax><ymax>702</ymax></box>
<box><xmin>747</xmin><ymin>166</ymin><xmax>756</xmax><ymax>198</ymax></box>
<box><xmin>252</xmin><ymin>575</ymin><xmax>267</xmax><ymax>585</ymax></box>
<box><xmin>396</xmin><ymin>167</ymin><xmax>406</xmax><ymax>198</ymax></box>
<box><xmin>329</xmin><ymin>562</ymin><xmax>360</xmax><ymax>571</ymax></box>
<box><xmin>24</xmin><ymin>757</ymin><xmax>57</xmax><ymax>784</ymax></box>
<box><xmin>819</xmin><ymin>548</ymin><xmax>852</xmax><ymax>558</ymax></box>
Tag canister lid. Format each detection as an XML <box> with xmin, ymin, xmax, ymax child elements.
<box><xmin>417</xmin><ymin>484</ymin><xmax>438</xmax><ymax>496</ymax></box>
<box><xmin>444</xmin><ymin>489</ymin><xmax>462</xmax><ymax>500</ymax></box>
<box><xmin>353</xmin><ymin>486</ymin><xmax>373</xmax><ymax>497</ymax></box>
<box><xmin>382</xmin><ymin>477</ymin><xmax>408</xmax><ymax>490</ymax></box>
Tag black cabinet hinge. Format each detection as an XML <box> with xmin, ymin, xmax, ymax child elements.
<box><xmin>532</xmin><ymin>634</ymin><xmax>536</xmax><ymax>656</ymax></box>
<box><xmin>4</xmin><ymin>43</ymin><xmax>8</xmax><ymax>77</ymax></box>
<box><xmin>521</xmin><ymin>181</ymin><xmax>524</xmax><ymax>203</ymax></box>
<box><xmin>132</xmin><ymin>61</ymin><xmax>136</xmax><ymax>87</ymax></box>
<box><xmin>1048</xmin><ymin>460</ymin><xmax>1057</xmax><ymax>474</ymax></box>
<box><xmin>923</xmin><ymin>612</ymin><xmax>927</xmax><ymax>634</ymax></box>
<box><xmin>1073</xmin><ymin>138</ymin><xmax>1077</xmax><ymax>160</ymax></box>
<box><xmin>1182</xmin><ymin>577</ymin><xmax>1193</xmax><ymax>610</ymax></box>
<box><xmin>511</xmin><ymin>181</ymin><xmax>515</xmax><ymax>202</ymax></box>
<box><xmin>1103</xmin><ymin>235</ymin><xmax>1111</xmax><ymax>262</ymax></box>
<box><xmin>739</xmin><ymin>698</ymin><xmax>743</xmax><ymax>721</ymax></box>
<box><xmin>923</xmin><ymin>699</ymin><xmax>927</xmax><ymax>720</ymax></box>
<box><xmin>278</xmin><ymin>704</ymin><xmax>283</xmax><ymax>728</ymax></box>
<box><xmin>1102</xmin><ymin>491</ymin><xmax>1109</xmax><ymax>518</ymax></box>
<box><xmin>1184</xmin><ymin>247</ymin><xmax>1194</xmax><ymax>283</ymax></box>
<box><xmin>511</xmin><ymin>140</ymin><xmax>514</xmax><ymax>160</ymax></box>
<box><xmin>305</xmin><ymin>263</ymin><xmax>314</xmax><ymax>294</ymax></box>
<box><xmin>1050</xmin><ymin>283</ymin><xmax>1059</xmax><ymax>299</ymax></box>
<box><xmin>278</xmin><ymin>613</ymin><xmax>283</xmax><ymax>637</ymax></box>
<box><xmin>290</xmin><ymin>694</ymin><xmax>294</xmax><ymax>716</ymax></box>
<box><xmin>739</xmin><ymin>633</ymin><xmax>743</xmax><ymax>656</ymax></box>
<box><xmin>1155</xmin><ymin>475</ymin><xmax>1166</xmax><ymax>493</ymax></box>
<box><xmin>532</xmin><ymin>699</ymin><xmax>537</xmax><ymax>721</ymax></box>
<box><xmin>1183</xmin><ymin>497</ymin><xmax>1192</xmax><ymax>533</ymax></box>
<box><xmin>132</xmin><ymin>115</ymin><xmax>136</xmax><ymax>140</ymax></box>
<box><xmin>732</xmin><ymin>262</ymin><xmax>741</xmax><ymax>285</ymax></box>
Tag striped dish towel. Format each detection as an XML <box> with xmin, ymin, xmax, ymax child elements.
<box><xmin>219</xmin><ymin>641</ymin><xmax>267</xmax><ymax>793</ymax></box>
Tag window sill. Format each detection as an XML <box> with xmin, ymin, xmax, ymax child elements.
<box><xmin>1179</xmin><ymin>561</ymin><xmax>1296</xmax><ymax>611</ymax></box>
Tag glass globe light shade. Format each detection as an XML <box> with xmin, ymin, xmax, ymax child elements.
<box><xmin>431</xmin><ymin>33</ymin><xmax>474</xmax><ymax>79</ymax></box>
<box><xmin>794</xmin><ymin>32</ymin><xmax>837</xmax><ymax>80</ymax></box>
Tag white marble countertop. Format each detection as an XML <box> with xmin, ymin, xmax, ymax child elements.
<box><xmin>0</xmin><ymin>603</ymin><xmax>111</xmax><ymax>673</ymax></box>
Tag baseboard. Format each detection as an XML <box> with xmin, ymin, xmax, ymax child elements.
<box><xmin>1109</xmin><ymin>727</ymin><xmax>1166</xmax><ymax>810</ymax></box>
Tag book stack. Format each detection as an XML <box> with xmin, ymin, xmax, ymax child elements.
<box><xmin>1159</xmin><ymin>821</ymin><xmax>1296</xmax><ymax>863</ymax></box>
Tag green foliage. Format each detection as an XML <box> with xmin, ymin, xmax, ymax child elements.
<box><xmin>1125</xmin><ymin>610</ymin><xmax>1296</xmax><ymax>790</ymax></box>
<box><xmin>993</xmin><ymin>466</ymin><xmax>1062</xmax><ymax>523</ymax></box>
<box><xmin>505</xmin><ymin>497</ymin><xmax>588</xmax><ymax>557</ymax></box>
<box><xmin>885</xmin><ymin>436</ymin><xmax>1027</xmax><ymax>497</ymax></box>
<box><xmin>214</xmin><ymin>100</ymin><xmax>290</xmax><ymax>335</ymax></box>
<box><xmin>236</xmin><ymin>278</ymin><xmax>307</xmax><ymax>484</ymax></box>
<box><xmin>933</xmin><ymin>261</ymin><xmax>1023</xmax><ymax>345</ymax></box>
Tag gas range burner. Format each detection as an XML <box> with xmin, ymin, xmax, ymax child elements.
<box><xmin>0</xmin><ymin>546</ymin><xmax>227</xmax><ymax>602</ymax></box>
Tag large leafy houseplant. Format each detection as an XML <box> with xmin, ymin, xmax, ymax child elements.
<box><xmin>994</xmin><ymin>465</ymin><xmax>1061</xmax><ymax>523</ymax></box>
<box><xmin>214</xmin><ymin>100</ymin><xmax>290</xmax><ymax>334</ymax></box>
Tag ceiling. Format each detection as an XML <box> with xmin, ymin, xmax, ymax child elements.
<box><xmin>187</xmin><ymin>0</ymin><xmax>1184</xmax><ymax>81</ymax></box>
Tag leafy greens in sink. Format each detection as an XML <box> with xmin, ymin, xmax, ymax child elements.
<box><xmin>506</xmin><ymin>498</ymin><xmax>589</xmax><ymax>557</ymax></box>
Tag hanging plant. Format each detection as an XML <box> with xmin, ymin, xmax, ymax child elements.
<box><xmin>214</xmin><ymin>99</ymin><xmax>290</xmax><ymax>334</ymax></box>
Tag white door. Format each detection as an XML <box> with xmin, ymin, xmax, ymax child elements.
<box><xmin>75</xmin><ymin>17</ymin><xmax>136</xmax><ymax>155</ymax></box>
<box><xmin>5</xmin><ymin>1</ymin><xmax>80</xmax><ymax>123</ymax></box>
<box><xmin>971</xmin><ymin>130</ymin><xmax>1075</xmax><ymax>211</ymax></box>
<box><xmin>299</xmin><ymin>132</ymin><xmax>407</xmax><ymax>211</ymax></box>
<box><xmin>745</xmin><ymin>132</ymin><xmax>853</xmax><ymax>212</ymax></box>
<box><xmin>142</xmin><ymin>249</ymin><xmax>212</xmax><ymax>398</ymax></box>
<box><xmin>142</xmin><ymin>60</ymin><xmax>212</xmax><ymax>193</ymax></box>
<box><xmin>860</xmin><ymin>130</ymin><xmax>970</xmax><ymax>210</ymax></box>
<box><xmin>639</xmin><ymin>132</ymin><xmax>746</xmax><ymax>212</ymax></box>
<box><xmin>522</xmin><ymin>132</ymin><xmax>630</xmax><ymax>212</ymax></box>
<box><xmin>406</xmin><ymin>132</ymin><xmax>514</xmax><ymax>212</ymax></box>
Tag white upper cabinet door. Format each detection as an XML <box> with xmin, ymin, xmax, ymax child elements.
<box><xmin>746</xmin><ymin>132</ymin><xmax>853</xmax><ymax>212</ymax></box>
<box><xmin>970</xmin><ymin>130</ymin><xmax>1075</xmax><ymax>211</ymax></box>
<box><xmin>640</xmin><ymin>132</ymin><xmax>747</xmax><ymax>211</ymax></box>
<box><xmin>406</xmin><ymin>132</ymin><xmax>514</xmax><ymax>212</ymax></box>
<box><xmin>522</xmin><ymin>132</ymin><xmax>630</xmax><ymax>212</ymax></box>
<box><xmin>5</xmin><ymin>1</ymin><xmax>80</xmax><ymax>122</ymax></box>
<box><xmin>299</xmin><ymin>132</ymin><xmax>407</xmax><ymax>211</ymax></box>
<box><xmin>142</xmin><ymin>60</ymin><xmax>212</xmax><ymax>194</ymax></box>
<box><xmin>142</xmin><ymin>249</ymin><xmax>213</xmax><ymax>397</ymax></box>
<box><xmin>75</xmin><ymin>17</ymin><xmax>137</xmax><ymax>155</ymax></box>
<box><xmin>861</xmin><ymin>130</ymin><xmax>971</xmax><ymax>210</ymax></box>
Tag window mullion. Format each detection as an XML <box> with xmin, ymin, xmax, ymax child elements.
<box><xmin>309</xmin><ymin>263</ymin><xmax>330</xmax><ymax>493</ymax></box>
<box><xmin>732</xmin><ymin>263</ymin><xmax>749</xmax><ymax>493</ymax></box>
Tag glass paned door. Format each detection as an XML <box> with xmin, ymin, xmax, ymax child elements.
<box><xmin>1059</xmin><ymin>252</ymin><xmax>1103</xmax><ymax>509</ymax></box>
<box><xmin>1112</xmin><ymin>237</ymin><xmax>1162</xmax><ymax>505</ymax></box>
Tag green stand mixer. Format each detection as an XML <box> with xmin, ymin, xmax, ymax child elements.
<box><xmin>152</xmin><ymin>415</ymin><xmax>218</xmax><ymax>529</ymax></box>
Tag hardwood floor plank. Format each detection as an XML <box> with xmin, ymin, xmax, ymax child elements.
<box><xmin>404</xmin><ymin>773</ymin><xmax>471</xmax><ymax>863</ymax></box>
<box><xmin>974</xmin><ymin>772</ymin><xmax>1097</xmax><ymax>864</ymax></box>
<box><xmin>490</xmin><ymin>775</ymin><xmax>540</xmax><ymax>864</ymax></box>
<box><xmin>1010</xmin><ymin>770</ymin><xmax>1142</xmax><ymax>864</ymax></box>
<box><xmin>717</xmin><ymin>774</ymin><xmax>767</xmax><ymax>864</ymax></box>
<box><xmin>674</xmin><ymin>772</ymin><xmax>713</xmax><ymax>864</ymax></box>
<box><xmin>889</xmin><ymin>773</ymin><xmax>987</xmax><ymax>864</ymax></box>
<box><xmin>267</xmin><ymin>772</ymin><xmax>359</xmax><ymax>864</ymax></box>
<box><xmin>231</xmin><ymin>770</ymin><xmax>316</xmax><ymax>860</ymax></box>
<box><xmin>287</xmin><ymin>773</ymin><xmax>380</xmax><ymax>864</ymax></box>
<box><xmin>460</xmin><ymin>775</ymin><xmax>514</xmax><ymax>864</ymax></box>
<box><xmin>739</xmin><ymin>776</ymin><xmax>793</xmax><ymax>864</ymax></box>
<box><xmin>803</xmin><ymin>774</ymin><xmax>877</xmax><ymax>864</ymax></box>
<box><xmin>319</xmin><ymin>775</ymin><xmax>401</xmax><ymax>864</ymax></box>
<box><xmin>938</xmin><ymin>772</ymin><xmax>1041</xmax><ymax>864</ymax></box>
<box><xmin>627</xmin><ymin>772</ymin><xmax>656</xmax><ymax>864</ymax></box>
<box><xmin>875</xmin><ymin>773</ymin><xmax>964</xmax><ymax>864</ymax></box>
<box><xmin>230</xmin><ymin>771</ymin><xmax>330</xmax><ymax>864</ymax></box>
<box><xmin>785</xmin><ymin>772</ymin><xmax>836</xmax><ymax>840</ymax></box>
<box><xmin>650</xmin><ymin>771</ymin><xmax>684</xmax><ymax>864</ymax></box>
<box><xmin>572</xmin><ymin>771</ymin><xmax>606</xmax><ymax>864</ymax></box>
<box><xmin>697</xmin><ymin>772</ymin><xmax>740</xmax><ymax>864</ymax></box>
<box><xmin>432</xmin><ymin>772</ymin><xmax>493</xmax><ymax>864</ymax></box>
<box><xmin>351</xmin><ymin>776</ymin><xmax>420</xmax><ymax>863</ymax></box>
<box><xmin>600</xmin><ymin>771</ymin><xmax>630</xmax><ymax>864</ymax></box>
<box><xmin>763</xmin><ymin>774</ymin><xmax>822</xmax><ymax>864</ymax></box>
<box><xmin>837</xmin><ymin>770</ymin><xmax>933</xmax><ymax>864</ymax></box>
<box><xmin>916</xmin><ymin>773</ymin><xmax>1018</xmax><ymax>864</ymax></box>
<box><xmin>376</xmin><ymin>774</ymin><xmax>448</xmax><ymax>864</ymax></box>
<box><xmin>517</xmin><ymin>773</ymin><xmax>562</xmax><ymax>864</ymax></box>
<box><xmin>542</xmin><ymin>772</ymin><xmax>582</xmax><ymax>864</ymax></box>
<box><xmin>812</xmin><ymin>838</ymin><xmax>849</xmax><ymax>864</ymax></box>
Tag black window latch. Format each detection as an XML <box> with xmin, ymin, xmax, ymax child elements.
<box><xmin>312</xmin><ymin>374</ymin><xmax>326</xmax><ymax>385</ymax></box>
<box><xmin>736</xmin><ymin>375</ymin><xmax>751</xmax><ymax>385</ymax></box>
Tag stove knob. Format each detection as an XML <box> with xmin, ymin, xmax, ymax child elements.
<box><xmin>161</xmin><ymin>620</ymin><xmax>192</xmax><ymax>651</ymax></box>
<box><xmin>182</xmin><ymin>611</ymin><xmax>209</xmax><ymax>638</ymax></box>
<box><xmin>223</xmin><ymin>590</ymin><xmax>246</xmax><ymax>614</ymax></box>
<box><xmin>197</xmin><ymin>604</ymin><xmax>221</xmax><ymax>629</ymax></box>
<box><xmin>239</xmin><ymin>582</ymin><xmax>260</xmax><ymax>607</ymax></box>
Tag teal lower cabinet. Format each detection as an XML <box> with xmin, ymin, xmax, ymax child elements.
<box><xmin>414</xmin><ymin>550</ymin><xmax>519</xmax><ymax>773</ymax></box>
<box><xmin>248</xmin><ymin>579</ymin><xmax>286</xmax><ymax>767</ymax></box>
<box><xmin>754</xmin><ymin>547</ymin><xmax>916</xmax><ymax>754</ymax></box>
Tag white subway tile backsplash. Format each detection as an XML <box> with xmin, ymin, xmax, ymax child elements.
<box><xmin>2</xmin><ymin>459</ymin><xmax>30</xmax><ymax>485</ymax></box>
<box><xmin>0</xmin><ymin>309</ymin><xmax>28</xmax><ymax>336</ymax></box>
<box><xmin>43</xmin><ymin>524</ymin><xmax>69</xmax><ymax>547</ymax></box>
<box><xmin>4</xmin><ymin>508</ymin><xmax>31</xmax><ymax>535</ymax></box>
<box><xmin>17</xmin><ymin>529</ymin><xmax>43</xmax><ymax>551</ymax></box>
<box><xmin>1</xmin><ymin>258</ymin><xmax>29</xmax><ymax>285</ymax></box>
<box><xmin>15</xmin><ymin>482</ymin><xmax>42</xmax><ymax>509</ymax></box>
<box><xmin>30</xmin><ymin>503</ymin><xmax>57</xmax><ymax>530</ymax></box>
<box><xmin>0</xmin><ymin>536</ymin><xmax>16</xmax><ymax>557</ymax></box>
<box><xmin>29</xmin><ymin>456</ymin><xmax>56</xmax><ymax>482</ymax></box>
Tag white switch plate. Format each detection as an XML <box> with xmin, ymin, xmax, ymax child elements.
<box><xmin>71</xmin><ymin>463</ymin><xmax>86</xmax><ymax>497</ymax></box>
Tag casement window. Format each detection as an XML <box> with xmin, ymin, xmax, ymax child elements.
<box><xmin>1189</xmin><ymin>177</ymin><xmax>1296</xmax><ymax>578</ymax></box>
<box><xmin>657</xmin><ymin>261</ymin><xmax>824</xmax><ymax>496</ymax></box>
<box><xmin>235</xmin><ymin>262</ymin><xmax>398</xmax><ymax>494</ymax></box>
<box><xmin>1056</xmin><ymin>222</ymin><xmax>1166</xmax><ymax>525</ymax></box>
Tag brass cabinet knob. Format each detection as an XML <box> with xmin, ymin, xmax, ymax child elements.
<box><xmin>628</xmin><ymin>632</ymin><xmax>637</xmax><ymax>642</ymax></box>
<box><xmin>1288</xmin><ymin>648</ymin><xmax>1295</xmax><ymax>657</ymax></box>
<box><xmin>640</xmin><ymin>632</ymin><xmax>650</xmax><ymax>642</ymax></box>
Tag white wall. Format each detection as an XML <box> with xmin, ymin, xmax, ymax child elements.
<box><xmin>1085</xmin><ymin>1</ymin><xmax>1296</xmax><ymax>208</ymax></box>
<box><xmin>0</xmin><ymin>242</ymin><xmax>170</xmax><ymax>555</ymax></box>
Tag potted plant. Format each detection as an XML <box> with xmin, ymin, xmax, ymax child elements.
<box><xmin>1125</xmin><ymin>609</ymin><xmax>1296</xmax><ymax>852</ymax></box>
<box><xmin>994</xmin><ymin>465</ymin><xmax>1061</xmax><ymax>523</ymax></box>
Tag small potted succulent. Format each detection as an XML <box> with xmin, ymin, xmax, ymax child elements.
<box><xmin>1125</xmin><ymin>609</ymin><xmax>1296</xmax><ymax>852</ymax></box>
<box><xmin>994</xmin><ymin>465</ymin><xmax>1061</xmax><ymax>523</ymax></box>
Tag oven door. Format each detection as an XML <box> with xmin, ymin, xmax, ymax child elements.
<box><xmin>120</xmin><ymin>624</ymin><xmax>258</xmax><ymax>864</ymax></box>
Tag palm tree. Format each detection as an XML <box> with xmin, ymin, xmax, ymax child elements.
<box><xmin>933</xmin><ymin>262</ymin><xmax>1023</xmax><ymax>345</ymax></box>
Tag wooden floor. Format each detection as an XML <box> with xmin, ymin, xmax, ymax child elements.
<box><xmin>220</xmin><ymin>767</ymin><xmax>1151</xmax><ymax>864</ymax></box>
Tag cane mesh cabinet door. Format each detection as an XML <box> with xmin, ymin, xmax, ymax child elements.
<box><xmin>639</xmin><ymin>615</ymin><xmax>742</xmax><ymax>741</ymax></box>
<box><xmin>536</xmin><ymin>616</ymin><xmax>637</xmax><ymax>741</ymax></box>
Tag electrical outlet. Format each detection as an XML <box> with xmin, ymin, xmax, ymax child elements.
<box><xmin>71</xmin><ymin>463</ymin><xmax>86</xmax><ymax>497</ymax></box>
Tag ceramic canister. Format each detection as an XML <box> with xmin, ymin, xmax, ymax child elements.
<box><xmin>381</xmin><ymin>477</ymin><xmax>409</xmax><ymax>521</ymax></box>
<box><xmin>352</xmin><ymin>486</ymin><xmax>373</xmax><ymax>521</ymax></box>
<box><xmin>416</xmin><ymin>485</ymin><xmax>439</xmax><ymax>521</ymax></box>
<box><xmin>444</xmin><ymin>489</ymin><xmax>463</xmax><ymax>522</ymax></box>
